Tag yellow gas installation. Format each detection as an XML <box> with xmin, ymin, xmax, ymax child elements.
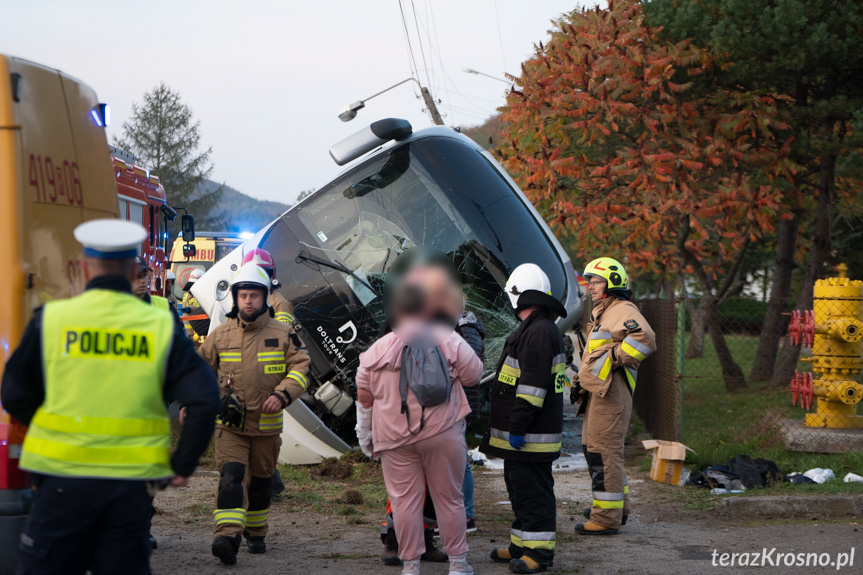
<box><xmin>788</xmin><ymin>264</ymin><xmax>863</xmax><ymax>428</ymax></box>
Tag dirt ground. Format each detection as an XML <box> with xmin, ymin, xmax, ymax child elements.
<box><xmin>150</xmin><ymin>406</ymin><xmax>861</xmax><ymax>575</ymax></box>
<box><xmin>149</xmin><ymin>461</ymin><xmax>860</xmax><ymax>574</ymax></box>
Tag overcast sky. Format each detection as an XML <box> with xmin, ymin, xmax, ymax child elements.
<box><xmin>2</xmin><ymin>0</ymin><xmax>592</xmax><ymax>204</ymax></box>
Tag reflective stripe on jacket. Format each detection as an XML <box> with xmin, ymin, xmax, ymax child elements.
<box><xmin>272</xmin><ymin>291</ymin><xmax>295</xmax><ymax>325</ymax></box>
<box><xmin>480</xmin><ymin>309</ymin><xmax>565</xmax><ymax>463</ymax></box>
<box><xmin>21</xmin><ymin>289</ymin><xmax>174</xmax><ymax>479</ymax></box>
<box><xmin>578</xmin><ymin>297</ymin><xmax>656</xmax><ymax>398</ymax></box>
<box><xmin>198</xmin><ymin>310</ymin><xmax>310</xmax><ymax>436</ymax></box>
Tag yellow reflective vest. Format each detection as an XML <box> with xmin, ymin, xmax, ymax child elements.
<box><xmin>150</xmin><ymin>294</ymin><xmax>170</xmax><ymax>312</ymax></box>
<box><xmin>20</xmin><ymin>289</ymin><xmax>175</xmax><ymax>479</ymax></box>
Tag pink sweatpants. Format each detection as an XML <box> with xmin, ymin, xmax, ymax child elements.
<box><xmin>380</xmin><ymin>421</ymin><xmax>468</xmax><ymax>561</ymax></box>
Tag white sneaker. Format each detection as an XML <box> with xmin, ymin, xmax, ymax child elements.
<box><xmin>448</xmin><ymin>559</ymin><xmax>474</xmax><ymax>575</ymax></box>
<box><xmin>401</xmin><ymin>559</ymin><xmax>421</xmax><ymax>575</ymax></box>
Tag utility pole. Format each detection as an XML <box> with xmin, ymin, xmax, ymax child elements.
<box><xmin>420</xmin><ymin>87</ymin><xmax>444</xmax><ymax>126</ymax></box>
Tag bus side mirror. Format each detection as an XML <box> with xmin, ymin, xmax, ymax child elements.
<box><xmin>182</xmin><ymin>214</ymin><xmax>195</xmax><ymax>242</ymax></box>
<box><xmin>183</xmin><ymin>244</ymin><xmax>197</xmax><ymax>258</ymax></box>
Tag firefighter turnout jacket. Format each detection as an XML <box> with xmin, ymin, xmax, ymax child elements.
<box><xmin>578</xmin><ymin>295</ymin><xmax>656</xmax><ymax>530</ymax></box>
<box><xmin>578</xmin><ymin>296</ymin><xmax>656</xmax><ymax>398</ymax></box>
<box><xmin>198</xmin><ymin>310</ymin><xmax>310</xmax><ymax>435</ymax></box>
<box><xmin>271</xmin><ymin>291</ymin><xmax>295</xmax><ymax>325</ymax></box>
<box><xmin>480</xmin><ymin>308</ymin><xmax>566</xmax><ymax>462</ymax></box>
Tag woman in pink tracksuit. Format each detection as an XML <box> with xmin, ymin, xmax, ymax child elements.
<box><xmin>356</xmin><ymin>281</ymin><xmax>483</xmax><ymax>575</ymax></box>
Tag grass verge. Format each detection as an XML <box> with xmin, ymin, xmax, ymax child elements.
<box><xmin>679</xmin><ymin>334</ymin><xmax>863</xmax><ymax>480</ymax></box>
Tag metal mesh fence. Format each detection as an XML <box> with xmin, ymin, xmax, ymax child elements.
<box><xmin>634</xmin><ymin>293</ymin><xmax>863</xmax><ymax>467</ymax></box>
<box><xmin>634</xmin><ymin>298</ymin><xmax>681</xmax><ymax>441</ymax></box>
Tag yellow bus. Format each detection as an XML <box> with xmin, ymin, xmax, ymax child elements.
<box><xmin>0</xmin><ymin>54</ymin><xmax>118</xmax><ymax>567</ymax></box>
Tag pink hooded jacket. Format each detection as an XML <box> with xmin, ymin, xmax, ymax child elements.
<box><xmin>355</xmin><ymin>321</ymin><xmax>483</xmax><ymax>455</ymax></box>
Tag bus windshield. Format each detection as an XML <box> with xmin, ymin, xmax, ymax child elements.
<box><xmin>293</xmin><ymin>136</ymin><xmax>568</xmax><ymax>369</ymax></box>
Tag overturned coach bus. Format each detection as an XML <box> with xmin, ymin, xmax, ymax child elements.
<box><xmin>192</xmin><ymin>119</ymin><xmax>583</xmax><ymax>463</ymax></box>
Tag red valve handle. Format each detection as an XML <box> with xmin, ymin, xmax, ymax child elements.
<box><xmin>790</xmin><ymin>371</ymin><xmax>814</xmax><ymax>411</ymax></box>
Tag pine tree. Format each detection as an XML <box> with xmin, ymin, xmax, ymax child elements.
<box><xmin>114</xmin><ymin>83</ymin><xmax>224</xmax><ymax>230</ymax></box>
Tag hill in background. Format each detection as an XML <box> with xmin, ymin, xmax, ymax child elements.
<box><xmin>198</xmin><ymin>180</ymin><xmax>293</xmax><ymax>233</ymax></box>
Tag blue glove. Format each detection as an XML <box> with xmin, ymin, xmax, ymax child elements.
<box><xmin>509</xmin><ymin>434</ymin><xmax>526</xmax><ymax>450</ymax></box>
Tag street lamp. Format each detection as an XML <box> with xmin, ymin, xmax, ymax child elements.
<box><xmin>338</xmin><ymin>77</ymin><xmax>444</xmax><ymax>125</ymax></box>
<box><xmin>462</xmin><ymin>67</ymin><xmax>512</xmax><ymax>85</ymax></box>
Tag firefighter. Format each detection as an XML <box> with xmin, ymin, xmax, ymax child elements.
<box><xmin>1</xmin><ymin>219</ymin><xmax>220</xmax><ymax>575</ymax></box>
<box><xmin>480</xmin><ymin>263</ymin><xmax>566</xmax><ymax>574</ymax></box>
<box><xmin>165</xmin><ymin>270</ymin><xmax>178</xmax><ymax>304</ymax></box>
<box><xmin>241</xmin><ymin>247</ymin><xmax>295</xmax><ymax>325</ymax></box>
<box><xmin>239</xmin><ymin>248</ymin><xmax>294</xmax><ymax>500</ymax></box>
<box><xmin>574</xmin><ymin>257</ymin><xmax>655</xmax><ymax>535</ymax></box>
<box><xmin>198</xmin><ymin>261</ymin><xmax>310</xmax><ymax>565</ymax></box>
<box><xmin>181</xmin><ymin>268</ymin><xmax>209</xmax><ymax>339</ymax></box>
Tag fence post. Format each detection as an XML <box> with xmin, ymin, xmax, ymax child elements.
<box><xmin>677</xmin><ymin>297</ymin><xmax>686</xmax><ymax>440</ymax></box>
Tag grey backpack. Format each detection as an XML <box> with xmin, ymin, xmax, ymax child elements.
<box><xmin>399</xmin><ymin>340</ymin><xmax>452</xmax><ymax>435</ymax></box>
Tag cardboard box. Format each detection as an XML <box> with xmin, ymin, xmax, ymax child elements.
<box><xmin>642</xmin><ymin>439</ymin><xmax>694</xmax><ymax>486</ymax></box>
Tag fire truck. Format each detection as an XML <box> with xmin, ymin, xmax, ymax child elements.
<box><xmin>194</xmin><ymin>118</ymin><xmax>585</xmax><ymax>464</ymax></box>
<box><xmin>111</xmin><ymin>148</ymin><xmax>177</xmax><ymax>296</ymax></box>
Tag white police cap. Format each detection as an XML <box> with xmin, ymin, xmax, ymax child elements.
<box><xmin>74</xmin><ymin>219</ymin><xmax>146</xmax><ymax>259</ymax></box>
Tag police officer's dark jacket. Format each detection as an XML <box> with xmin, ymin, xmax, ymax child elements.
<box><xmin>480</xmin><ymin>308</ymin><xmax>565</xmax><ymax>463</ymax></box>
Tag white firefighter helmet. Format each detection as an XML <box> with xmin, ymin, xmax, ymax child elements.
<box><xmin>166</xmin><ymin>270</ymin><xmax>176</xmax><ymax>281</ymax></box>
<box><xmin>183</xmin><ymin>268</ymin><xmax>205</xmax><ymax>291</ymax></box>
<box><xmin>231</xmin><ymin>262</ymin><xmax>273</xmax><ymax>308</ymax></box>
<box><xmin>504</xmin><ymin>263</ymin><xmax>567</xmax><ymax>318</ymax></box>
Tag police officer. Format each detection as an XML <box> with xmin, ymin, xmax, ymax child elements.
<box><xmin>198</xmin><ymin>262</ymin><xmax>310</xmax><ymax>565</ymax></box>
<box><xmin>134</xmin><ymin>256</ymin><xmax>183</xmax><ymax>331</ymax></box>
<box><xmin>481</xmin><ymin>263</ymin><xmax>567</xmax><ymax>574</ymax></box>
<box><xmin>1</xmin><ymin>219</ymin><xmax>220</xmax><ymax>575</ymax></box>
<box><xmin>574</xmin><ymin>257</ymin><xmax>655</xmax><ymax>535</ymax></box>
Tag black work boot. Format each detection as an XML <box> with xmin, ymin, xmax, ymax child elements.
<box><xmin>212</xmin><ymin>534</ymin><xmax>242</xmax><ymax>565</ymax></box>
<box><xmin>582</xmin><ymin>507</ymin><xmax>628</xmax><ymax>526</ymax></box>
<box><xmin>244</xmin><ymin>531</ymin><xmax>267</xmax><ymax>554</ymax></box>
<box><xmin>381</xmin><ymin>528</ymin><xmax>401</xmax><ymax>566</ymax></box>
<box><xmin>421</xmin><ymin>528</ymin><xmax>448</xmax><ymax>562</ymax></box>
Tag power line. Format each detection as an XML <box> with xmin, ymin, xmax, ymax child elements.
<box><xmin>397</xmin><ymin>0</ymin><xmax>420</xmax><ymax>80</ymax></box>
<box><xmin>409</xmin><ymin>0</ymin><xmax>433</xmax><ymax>90</ymax></box>
<box><xmin>492</xmin><ymin>0</ymin><xmax>508</xmax><ymax>72</ymax></box>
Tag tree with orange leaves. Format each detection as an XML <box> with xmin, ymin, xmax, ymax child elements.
<box><xmin>496</xmin><ymin>0</ymin><xmax>794</xmax><ymax>390</ymax></box>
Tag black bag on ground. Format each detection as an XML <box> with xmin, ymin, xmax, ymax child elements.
<box><xmin>726</xmin><ymin>455</ymin><xmax>785</xmax><ymax>489</ymax></box>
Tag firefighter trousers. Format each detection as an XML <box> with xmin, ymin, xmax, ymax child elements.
<box><xmin>16</xmin><ymin>474</ymin><xmax>153</xmax><ymax>575</ymax></box>
<box><xmin>213</xmin><ymin>428</ymin><xmax>281</xmax><ymax>539</ymax></box>
<box><xmin>503</xmin><ymin>459</ymin><xmax>556</xmax><ymax>566</ymax></box>
<box><xmin>582</xmin><ymin>374</ymin><xmax>632</xmax><ymax>529</ymax></box>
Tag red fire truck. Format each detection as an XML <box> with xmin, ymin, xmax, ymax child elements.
<box><xmin>111</xmin><ymin>150</ymin><xmax>176</xmax><ymax>296</ymax></box>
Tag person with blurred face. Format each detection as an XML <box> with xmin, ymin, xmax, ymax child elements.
<box><xmin>356</xmin><ymin>272</ymin><xmax>483</xmax><ymax>575</ymax></box>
